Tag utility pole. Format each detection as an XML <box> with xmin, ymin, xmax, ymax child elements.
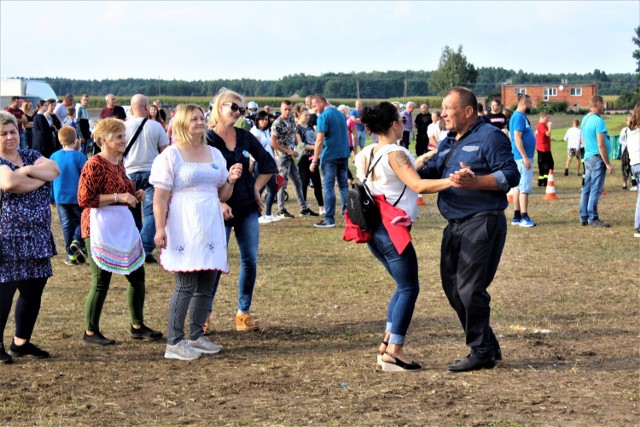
<box><xmin>403</xmin><ymin>77</ymin><xmax>408</xmax><ymax>100</ymax></box>
<box><xmin>356</xmin><ymin>78</ymin><xmax>360</xmax><ymax>99</ymax></box>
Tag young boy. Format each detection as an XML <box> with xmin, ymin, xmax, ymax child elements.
<box><xmin>564</xmin><ymin>120</ymin><xmax>582</xmax><ymax>176</ymax></box>
<box><xmin>535</xmin><ymin>111</ymin><xmax>554</xmax><ymax>186</ymax></box>
<box><xmin>50</xmin><ymin>126</ymin><xmax>87</xmax><ymax>265</ymax></box>
<box><xmin>62</xmin><ymin>106</ymin><xmax>77</xmax><ymax>130</ymax></box>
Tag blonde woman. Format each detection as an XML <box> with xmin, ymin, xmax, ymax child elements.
<box><xmin>205</xmin><ymin>89</ymin><xmax>277</xmax><ymax>332</ymax></box>
<box><xmin>151</xmin><ymin>104</ymin><xmax>241</xmax><ymax>360</ymax></box>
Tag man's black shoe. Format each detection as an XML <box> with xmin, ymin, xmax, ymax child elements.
<box><xmin>8</xmin><ymin>340</ymin><xmax>50</xmax><ymax>359</ymax></box>
<box><xmin>448</xmin><ymin>354</ymin><xmax>495</xmax><ymax>372</ymax></box>
<box><xmin>494</xmin><ymin>344</ymin><xmax>502</xmax><ymax>361</ymax></box>
<box><xmin>145</xmin><ymin>254</ymin><xmax>158</xmax><ymax>264</ymax></box>
<box><xmin>0</xmin><ymin>344</ymin><xmax>14</xmax><ymax>364</ymax></box>
<box><xmin>83</xmin><ymin>331</ymin><xmax>116</xmax><ymax>346</ymax></box>
<box><xmin>130</xmin><ymin>324</ymin><xmax>163</xmax><ymax>341</ymax></box>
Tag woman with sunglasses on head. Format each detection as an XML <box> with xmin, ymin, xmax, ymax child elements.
<box><xmin>205</xmin><ymin>89</ymin><xmax>277</xmax><ymax>333</ymax></box>
<box><xmin>352</xmin><ymin>102</ymin><xmax>452</xmax><ymax>371</ymax></box>
<box><xmin>250</xmin><ymin>110</ymin><xmax>280</xmax><ymax>223</ymax></box>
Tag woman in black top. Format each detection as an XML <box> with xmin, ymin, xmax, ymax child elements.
<box><xmin>205</xmin><ymin>89</ymin><xmax>277</xmax><ymax>332</ymax></box>
<box><xmin>293</xmin><ymin>104</ymin><xmax>324</xmax><ymax>214</ymax></box>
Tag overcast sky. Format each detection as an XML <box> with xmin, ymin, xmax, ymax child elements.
<box><xmin>1</xmin><ymin>1</ymin><xmax>638</xmax><ymax>81</ymax></box>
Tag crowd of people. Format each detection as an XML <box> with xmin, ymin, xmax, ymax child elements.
<box><xmin>1</xmin><ymin>86</ymin><xmax>638</xmax><ymax>369</ymax></box>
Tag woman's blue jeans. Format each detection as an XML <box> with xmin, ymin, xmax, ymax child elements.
<box><xmin>210</xmin><ymin>210</ymin><xmax>260</xmax><ymax>313</ymax></box>
<box><xmin>367</xmin><ymin>223</ymin><xmax>419</xmax><ymax>345</ymax></box>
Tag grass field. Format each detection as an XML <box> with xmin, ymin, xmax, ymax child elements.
<box><xmin>1</xmin><ymin>116</ymin><xmax>638</xmax><ymax>426</ymax></box>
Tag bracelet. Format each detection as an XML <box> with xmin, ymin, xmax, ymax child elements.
<box><xmin>114</xmin><ymin>193</ymin><xmax>118</xmax><ymax>204</ymax></box>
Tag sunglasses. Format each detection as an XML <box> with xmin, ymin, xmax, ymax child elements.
<box><xmin>223</xmin><ymin>102</ymin><xmax>246</xmax><ymax>115</ymax></box>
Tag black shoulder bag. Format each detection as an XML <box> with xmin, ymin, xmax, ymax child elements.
<box><xmin>123</xmin><ymin>118</ymin><xmax>148</xmax><ymax>159</ymax></box>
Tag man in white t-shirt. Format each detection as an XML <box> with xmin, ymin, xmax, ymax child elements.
<box><xmin>53</xmin><ymin>93</ymin><xmax>75</xmax><ymax>124</ymax></box>
<box><xmin>124</xmin><ymin>94</ymin><xmax>169</xmax><ymax>263</ymax></box>
<box><xmin>563</xmin><ymin>119</ymin><xmax>582</xmax><ymax>176</ymax></box>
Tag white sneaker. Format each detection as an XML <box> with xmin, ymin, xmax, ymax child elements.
<box><xmin>630</xmin><ymin>186</ymin><xmax>638</xmax><ymax>191</ymax></box>
<box><xmin>267</xmin><ymin>215</ymin><xmax>282</xmax><ymax>222</ymax></box>
<box><xmin>187</xmin><ymin>336</ymin><xmax>222</xmax><ymax>355</ymax></box>
<box><xmin>319</xmin><ymin>208</ymin><xmax>326</xmax><ymax>216</ymax></box>
<box><xmin>258</xmin><ymin>215</ymin><xmax>272</xmax><ymax>224</ymax></box>
<box><xmin>165</xmin><ymin>340</ymin><xmax>201</xmax><ymax>360</ymax></box>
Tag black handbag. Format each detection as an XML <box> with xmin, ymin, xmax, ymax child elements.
<box><xmin>347</xmin><ymin>150</ymin><xmax>384</xmax><ymax>232</ymax></box>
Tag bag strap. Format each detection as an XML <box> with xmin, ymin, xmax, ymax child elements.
<box><xmin>123</xmin><ymin>118</ymin><xmax>148</xmax><ymax>158</ymax></box>
<box><xmin>363</xmin><ymin>148</ymin><xmax>384</xmax><ymax>183</ymax></box>
<box><xmin>392</xmin><ymin>185</ymin><xmax>406</xmax><ymax>207</ymax></box>
<box><xmin>365</xmin><ymin>146</ymin><xmax>407</xmax><ymax>206</ymax></box>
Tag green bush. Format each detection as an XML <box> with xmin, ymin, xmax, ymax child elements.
<box><xmin>615</xmin><ymin>90</ymin><xmax>640</xmax><ymax>110</ymax></box>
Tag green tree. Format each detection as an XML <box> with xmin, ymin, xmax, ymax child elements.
<box><xmin>633</xmin><ymin>25</ymin><xmax>640</xmax><ymax>75</ymax></box>
<box><xmin>428</xmin><ymin>45</ymin><xmax>478</xmax><ymax>96</ymax></box>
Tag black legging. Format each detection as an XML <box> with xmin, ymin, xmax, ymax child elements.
<box><xmin>0</xmin><ymin>278</ymin><xmax>48</xmax><ymax>343</ymax></box>
<box><xmin>298</xmin><ymin>154</ymin><xmax>324</xmax><ymax>207</ymax></box>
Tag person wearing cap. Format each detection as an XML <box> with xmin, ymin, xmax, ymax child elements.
<box><xmin>247</xmin><ymin>101</ymin><xmax>259</xmax><ymax>125</ymax></box>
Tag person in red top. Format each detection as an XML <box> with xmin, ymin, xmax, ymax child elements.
<box><xmin>99</xmin><ymin>94</ymin><xmax>127</xmax><ymax>120</ymax></box>
<box><xmin>4</xmin><ymin>97</ymin><xmax>27</xmax><ymax>149</ymax></box>
<box><xmin>535</xmin><ymin>111</ymin><xmax>554</xmax><ymax>186</ymax></box>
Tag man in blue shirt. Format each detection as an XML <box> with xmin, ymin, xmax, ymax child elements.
<box><xmin>419</xmin><ymin>87</ymin><xmax>520</xmax><ymax>372</ymax></box>
<box><xmin>310</xmin><ymin>95</ymin><xmax>350</xmax><ymax>228</ymax></box>
<box><xmin>509</xmin><ymin>94</ymin><xmax>536</xmax><ymax>227</ymax></box>
<box><xmin>579</xmin><ymin>95</ymin><xmax>615</xmax><ymax>227</ymax></box>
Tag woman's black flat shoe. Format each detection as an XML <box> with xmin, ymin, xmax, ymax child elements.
<box><xmin>0</xmin><ymin>345</ymin><xmax>14</xmax><ymax>364</ymax></box>
<box><xmin>380</xmin><ymin>352</ymin><xmax>422</xmax><ymax>372</ymax></box>
<box><xmin>8</xmin><ymin>340</ymin><xmax>49</xmax><ymax>359</ymax></box>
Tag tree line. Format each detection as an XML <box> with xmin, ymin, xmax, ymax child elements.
<box><xmin>30</xmin><ymin>68</ymin><xmax>635</xmax><ymax>100</ymax></box>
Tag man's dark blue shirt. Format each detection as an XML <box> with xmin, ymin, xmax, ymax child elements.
<box><xmin>419</xmin><ymin>118</ymin><xmax>520</xmax><ymax>221</ymax></box>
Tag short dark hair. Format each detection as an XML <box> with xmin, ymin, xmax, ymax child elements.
<box><xmin>281</xmin><ymin>100</ymin><xmax>292</xmax><ymax>106</ymax></box>
<box><xmin>312</xmin><ymin>94</ymin><xmax>327</xmax><ymax>103</ymax></box>
<box><xmin>445</xmin><ymin>86</ymin><xmax>478</xmax><ymax>114</ymax></box>
<box><xmin>361</xmin><ymin>101</ymin><xmax>399</xmax><ymax>135</ymax></box>
<box><xmin>10</xmin><ymin>96</ymin><xmax>20</xmax><ymax>102</ymax></box>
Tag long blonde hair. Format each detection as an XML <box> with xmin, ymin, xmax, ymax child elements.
<box><xmin>172</xmin><ymin>104</ymin><xmax>205</xmax><ymax>145</ymax></box>
<box><xmin>207</xmin><ymin>88</ymin><xmax>244</xmax><ymax>129</ymax></box>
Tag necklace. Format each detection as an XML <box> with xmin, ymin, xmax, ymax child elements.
<box><xmin>1</xmin><ymin>152</ymin><xmax>21</xmax><ymax>165</ymax></box>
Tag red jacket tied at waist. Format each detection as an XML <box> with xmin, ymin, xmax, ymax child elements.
<box><xmin>343</xmin><ymin>194</ymin><xmax>412</xmax><ymax>254</ymax></box>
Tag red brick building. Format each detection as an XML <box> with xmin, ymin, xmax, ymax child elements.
<box><xmin>501</xmin><ymin>83</ymin><xmax>597</xmax><ymax>110</ymax></box>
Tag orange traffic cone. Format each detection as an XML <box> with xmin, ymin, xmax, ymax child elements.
<box><xmin>507</xmin><ymin>187</ymin><xmax>514</xmax><ymax>203</ymax></box>
<box><xmin>417</xmin><ymin>196</ymin><xmax>426</xmax><ymax>206</ymax></box>
<box><xmin>542</xmin><ymin>170</ymin><xmax>558</xmax><ymax>200</ymax></box>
